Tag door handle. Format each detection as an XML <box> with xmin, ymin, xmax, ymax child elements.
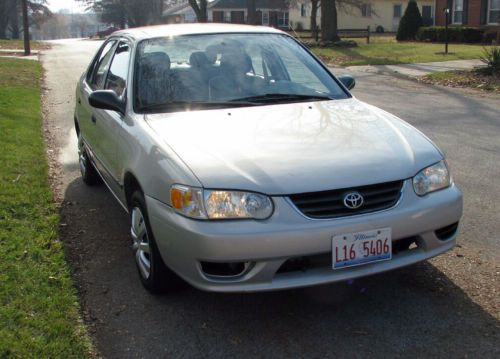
<box><xmin>91</xmin><ymin>115</ymin><xmax>97</xmax><ymax>124</ymax></box>
<box><xmin>78</xmin><ymin>97</ymin><xmax>81</xmax><ymax>104</ymax></box>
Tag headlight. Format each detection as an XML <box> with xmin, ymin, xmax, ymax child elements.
<box><xmin>413</xmin><ymin>161</ymin><xmax>451</xmax><ymax>196</ymax></box>
<box><xmin>204</xmin><ymin>190</ymin><xmax>273</xmax><ymax>219</ymax></box>
<box><xmin>170</xmin><ymin>185</ymin><xmax>273</xmax><ymax>220</ymax></box>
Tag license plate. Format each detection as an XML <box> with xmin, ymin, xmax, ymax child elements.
<box><xmin>332</xmin><ymin>228</ymin><xmax>392</xmax><ymax>269</ymax></box>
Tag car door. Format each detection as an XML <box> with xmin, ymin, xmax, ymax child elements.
<box><xmin>97</xmin><ymin>40</ymin><xmax>131</xmax><ymax>194</ymax></box>
<box><xmin>94</xmin><ymin>40</ymin><xmax>132</xmax><ymax>195</ymax></box>
<box><xmin>78</xmin><ymin>39</ymin><xmax>117</xmax><ymax>163</ymax></box>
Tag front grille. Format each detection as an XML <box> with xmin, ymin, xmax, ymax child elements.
<box><xmin>289</xmin><ymin>180</ymin><xmax>404</xmax><ymax>219</ymax></box>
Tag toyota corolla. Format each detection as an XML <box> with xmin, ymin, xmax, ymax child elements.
<box><xmin>74</xmin><ymin>24</ymin><xmax>463</xmax><ymax>293</ymax></box>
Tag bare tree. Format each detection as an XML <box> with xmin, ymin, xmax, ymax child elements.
<box><xmin>40</xmin><ymin>13</ymin><xmax>70</xmax><ymax>39</ymax></box>
<box><xmin>321</xmin><ymin>0</ymin><xmax>339</xmax><ymax>41</ymax></box>
<box><xmin>247</xmin><ymin>0</ymin><xmax>257</xmax><ymax>25</ymax></box>
<box><xmin>10</xmin><ymin>0</ymin><xmax>21</xmax><ymax>39</ymax></box>
<box><xmin>188</xmin><ymin>0</ymin><xmax>208</xmax><ymax>22</ymax></box>
<box><xmin>73</xmin><ymin>14</ymin><xmax>89</xmax><ymax>37</ymax></box>
<box><xmin>21</xmin><ymin>0</ymin><xmax>30</xmax><ymax>55</ymax></box>
<box><xmin>321</xmin><ymin>0</ymin><xmax>373</xmax><ymax>42</ymax></box>
<box><xmin>311</xmin><ymin>0</ymin><xmax>319</xmax><ymax>39</ymax></box>
<box><xmin>0</xmin><ymin>0</ymin><xmax>50</xmax><ymax>39</ymax></box>
<box><xmin>77</xmin><ymin>0</ymin><xmax>164</xmax><ymax>28</ymax></box>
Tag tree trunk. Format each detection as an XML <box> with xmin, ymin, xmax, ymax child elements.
<box><xmin>311</xmin><ymin>0</ymin><xmax>319</xmax><ymax>39</ymax></box>
<box><xmin>188</xmin><ymin>0</ymin><xmax>208</xmax><ymax>23</ymax></box>
<box><xmin>247</xmin><ymin>0</ymin><xmax>257</xmax><ymax>25</ymax></box>
<box><xmin>321</xmin><ymin>0</ymin><xmax>339</xmax><ymax>42</ymax></box>
<box><xmin>21</xmin><ymin>0</ymin><xmax>30</xmax><ymax>55</ymax></box>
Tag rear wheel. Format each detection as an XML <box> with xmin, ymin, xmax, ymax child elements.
<box><xmin>130</xmin><ymin>191</ymin><xmax>179</xmax><ymax>294</ymax></box>
<box><xmin>78</xmin><ymin>133</ymin><xmax>100</xmax><ymax>185</ymax></box>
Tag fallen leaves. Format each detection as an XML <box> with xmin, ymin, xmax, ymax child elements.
<box><xmin>419</xmin><ymin>70</ymin><xmax>500</xmax><ymax>93</ymax></box>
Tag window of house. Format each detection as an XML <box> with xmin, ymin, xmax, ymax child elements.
<box><xmin>422</xmin><ymin>5</ymin><xmax>434</xmax><ymax>25</ymax></box>
<box><xmin>361</xmin><ymin>4</ymin><xmax>372</xmax><ymax>17</ymax></box>
<box><xmin>262</xmin><ymin>11</ymin><xmax>269</xmax><ymax>25</ymax></box>
<box><xmin>489</xmin><ymin>0</ymin><xmax>500</xmax><ymax>24</ymax></box>
<box><xmin>392</xmin><ymin>4</ymin><xmax>403</xmax><ymax>18</ymax></box>
<box><xmin>213</xmin><ymin>11</ymin><xmax>224</xmax><ymax>23</ymax></box>
<box><xmin>452</xmin><ymin>0</ymin><xmax>464</xmax><ymax>24</ymax></box>
<box><xmin>278</xmin><ymin>12</ymin><xmax>289</xmax><ymax>27</ymax></box>
<box><xmin>301</xmin><ymin>3</ymin><xmax>307</xmax><ymax>17</ymax></box>
<box><xmin>393</xmin><ymin>4</ymin><xmax>402</xmax><ymax>18</ymax></box>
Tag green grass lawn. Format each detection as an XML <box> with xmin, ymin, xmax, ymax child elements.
<box><xmin>0</xmin><ymin>39</ymin><xmax>51</xmax><ymax>51</ymax></box>
<box><xmin>0</xmin><ymin>58</ymin><xmax>92</xmax><ymax>357</ymax></box>
<box><xmin>311</xmin><ymin>37</ymin><xmax>491</xmax><ymax>66</ymax></box>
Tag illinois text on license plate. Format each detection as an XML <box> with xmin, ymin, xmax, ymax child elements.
<box><xmin>332</xmin><ymin>228</ymin><xmax>392</xmax><ymax>269</ymax></box>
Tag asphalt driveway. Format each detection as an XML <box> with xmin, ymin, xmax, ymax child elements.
<box><xmin>41</xmin><ymin>39</ymin><xmax>499</xmax><ymax>358</ymax></box>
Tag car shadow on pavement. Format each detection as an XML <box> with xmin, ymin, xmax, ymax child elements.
<box><xmin>60</xmin><ymin>178</ymin><xmax>500</xmax><ymax>359</ymax></box>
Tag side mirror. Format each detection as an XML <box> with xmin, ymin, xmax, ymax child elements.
<box><xmin>89</xmin><ymin>90</ymin><xmax>126</xmax><ymax>115</ymax></box>
<box><xmin>338</xmin><ymin>75</ymin><xmax>356</xmax><ymax>90</ymax></box>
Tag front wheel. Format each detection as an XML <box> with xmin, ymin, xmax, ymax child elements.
<box><xmin>130</xmin><ymin>191</ymin><xmax>180</xmax><ymax>294</ymax></box>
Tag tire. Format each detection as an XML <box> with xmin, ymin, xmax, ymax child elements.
<box><xmin>78</xmin><ymin>132</ymin><xmax>101</xmax><ymax>186</ymax></box>
<box><xmin>129</xmin><ymin>190</ymin><xmax>180</xmax><ymax>294</ymax></box>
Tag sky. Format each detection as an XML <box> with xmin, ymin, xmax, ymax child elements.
<box><xmin>47</xmin><ymin>0</ymin><xmax>87</xmax><ymax>13</ymax></box>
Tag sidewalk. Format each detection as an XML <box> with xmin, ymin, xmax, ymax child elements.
<box><xmin>0</xmin><ymin>49</ymin><xmax>40</xmax><ymax>61</ymax></box>
<box><xmin>345</xmin><ymin>59</ymin><xmax>484</xmax><ymax>77</ymax></box>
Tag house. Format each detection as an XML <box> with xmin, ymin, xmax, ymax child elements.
<box><xmin>289</xmin><ymin>0</ymin><xmax>436</xmax><ymax>32</ymax></box>
<box><xmin>209</xmin><ymin>0</ymin><xmax>289</xmax><ymax>27</ymax></box>
<box><xmin>163</xmin><ymin>1</ymin><xmax>197</xmax><ymax>24</ymax></box>
<box><xmin>162</xmin><ymin>0</ymin><xmax>290</xmax><ymax>28</ymax></box>
<box><xmin>434</xmin><ymin>0</ymin><xmax>499</xmax><ymax>26</ymax></box>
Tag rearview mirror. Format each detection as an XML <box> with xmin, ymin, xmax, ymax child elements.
<box><xmin>89</xmin><ymin>90</ymin><xmax>126</xmax><ymax>115</ymax></box>
<box><xmin>338</xmin><ymin>75</ymin><xmax>356</xmax><ymax>90</ymax></box>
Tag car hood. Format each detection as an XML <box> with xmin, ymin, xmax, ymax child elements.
<box><xmin>145</xmin><ymin>98</ymin><xmax>443</xmax><ymax>195</ymax></box>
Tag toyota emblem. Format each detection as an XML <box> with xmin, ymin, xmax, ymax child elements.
<box><xmin>343</xmin><ymin>192</ymin><xmax>364</xmax><ymax>209</ymax></box>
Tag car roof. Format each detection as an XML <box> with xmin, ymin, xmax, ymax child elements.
<box><xmin>113</xmin><ymin>23</ymin><xmax>285</xmax><ymax>41</ymax></box>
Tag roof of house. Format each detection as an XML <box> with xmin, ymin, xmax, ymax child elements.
<box><xmin>113</xmin><ymin>23</ymin><xmax>284</xmax><ymax>40</ymax></box>
<box><xmin>210</xmin><ymin>0</ymin><xmax>287</xmax><ymax>10</ymax></box>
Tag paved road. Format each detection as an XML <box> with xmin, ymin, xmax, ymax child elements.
<box><xmin>42</xmin><ymin>39</ymin><xmax>499</xmax><ymax>358</ymax></box>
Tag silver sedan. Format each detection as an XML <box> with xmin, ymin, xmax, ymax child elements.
<box><xmin>74</xmin><ymin>24</ymin><xmax>463</xmax><ymax>293</ymax></box>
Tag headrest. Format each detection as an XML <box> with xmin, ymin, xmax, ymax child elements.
<box><xmin>189</xmin><ymin>51</ymin><xmax>210</xmax><ymax>68</ymax></box>
<box><xmin>205</xmin><ymin>45</ymin><xmax>219</xmax><ymax>63</ymax></box>
<box><xmin>220</xmin><ymin>51</ymin><xmax>252</xmax><ymax>75</ymax></box>
<box><xmin>139</xmin><ymin>52</ymin><xmax>171</xmax><ymax>78</ymax></box>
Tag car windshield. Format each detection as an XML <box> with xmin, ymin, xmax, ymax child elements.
<box><xmin>134</xmin><ymin>33</ymin><xmax>349</xmax><ymax>113</ymax></box>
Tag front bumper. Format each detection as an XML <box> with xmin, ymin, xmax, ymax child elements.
<box><xmin>147</xmin><ymin>180</ymin><xmax>463</xmax><ymax>292</ymax></box>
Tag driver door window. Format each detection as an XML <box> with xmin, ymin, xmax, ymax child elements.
<box><xmin>88</xmin><ymin>40</ymin><xmax>116</xmax><ymax>89</ymax></box>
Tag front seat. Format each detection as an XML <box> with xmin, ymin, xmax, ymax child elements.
<box><xmin>209</xmin><ymin>51</ymin><xmax>256</xmax><ymax>101</ymax></box>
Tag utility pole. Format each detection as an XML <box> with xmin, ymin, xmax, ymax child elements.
<box><xmin>21</xmin><ymin>0</ymin><xmax>30</xmax><ymax>56</ymax></box>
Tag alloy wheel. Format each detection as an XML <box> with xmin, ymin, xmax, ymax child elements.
<box><xmin>78</xmin><ymin>134</ymin><xmax>87</xmax><ymax>178</ymax></box>
<box><xmin>131</xmin><ymin>206</ymin><xmax>151</xmax><ymax>280</ymax></box>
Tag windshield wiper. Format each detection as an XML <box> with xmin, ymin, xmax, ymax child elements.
<box><xmin>230</xmin><ymin>93</ymin><xmax>334</xmax><ymax>103</ymax></box>
<box><xmin>138</xmin><ymin>100</ymin><xmax>257</xmax><ymax>113</ymax></box>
